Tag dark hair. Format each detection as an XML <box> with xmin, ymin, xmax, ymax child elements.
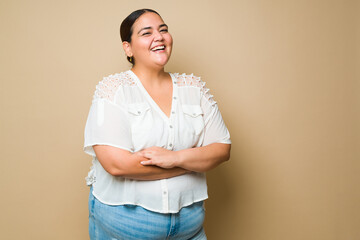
<box><xmin>120</xmin><ymin>9</ymin><xmax>161</xmax><ymax>65</ymax></box>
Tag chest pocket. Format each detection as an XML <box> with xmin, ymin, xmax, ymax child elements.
<box><xmin>181</xmin><ymin>104</ymin><xmax>205</xmax><ymax>135</ymax></box>
<box><xmin>127</xmin><ymin>103</ymin><xmax>150</xmax><ymax>117</ymax></box>
<box><xmin>127</xmin><ymin>103</ymin><xmax>153</xmax><ymax>144</ymax></box>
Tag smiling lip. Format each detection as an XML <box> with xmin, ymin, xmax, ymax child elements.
<box><xmin>150</xmin><ymin>45</ymin><xmax>166</xmax><ymax>51</ymax></box>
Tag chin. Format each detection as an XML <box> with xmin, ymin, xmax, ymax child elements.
<box><xmin>153</xmin><ymin>57</ymin><xmax>170</xmax><ymax>67</ymax></box>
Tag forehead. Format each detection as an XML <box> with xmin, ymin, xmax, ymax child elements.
<box><xmin>132</xmin><ymin>12</ymin><xmax>165</xmax><ymax>31</ymax></box>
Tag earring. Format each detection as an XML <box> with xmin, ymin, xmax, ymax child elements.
<box><xmin>129</xmin><ymin>56</ymin><xmax>133</xmax><ymax>63</ymax></box>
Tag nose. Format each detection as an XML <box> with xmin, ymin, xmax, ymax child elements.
<box><xmin>153</xmin><ymin>30</ymin><xmax>164</xmax><ymax>41</ymax></box>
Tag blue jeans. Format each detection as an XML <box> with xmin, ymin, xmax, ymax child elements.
<box><xmin>88</xmin><ymin>190</ymin><xmax>207</xmax><ymax>240</ymax></box>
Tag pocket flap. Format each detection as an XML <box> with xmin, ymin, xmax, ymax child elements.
<box><xmin>127</xmin><ymin>103</ymin><xmax>150</xmax><ymax>116</ymax></box>
<box><xmin>181</xmin><ymin>105</ymin><xmax>203</xmax><ymax>117</ymax></box>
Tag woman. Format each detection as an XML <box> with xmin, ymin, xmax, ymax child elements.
<box><xmin>84</xmin><ymin>8</ymin><xmax>231</xmax><ymax>240</ymax></box>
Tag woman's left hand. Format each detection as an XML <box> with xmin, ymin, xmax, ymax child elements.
<box><xmin>136</xmin><ymin>147</ymin><xmax>179</xmax><ymax>169</ymax></box>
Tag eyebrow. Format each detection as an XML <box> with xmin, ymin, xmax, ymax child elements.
<box><xmin>137</xmin><ymin>24</ymin><xmax>168</xmax><ymax>34</ymax></box>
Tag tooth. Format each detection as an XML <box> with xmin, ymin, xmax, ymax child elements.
<box><xmin>151</xmin><ymin>46</ymin><xmax>165</xmax><ymax>51</ymax></box>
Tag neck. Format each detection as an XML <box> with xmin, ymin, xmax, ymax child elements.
<box><xmin>131</xmin><ymin>64</ymin><xmax>168</xmax><ymax>86</ymax></box>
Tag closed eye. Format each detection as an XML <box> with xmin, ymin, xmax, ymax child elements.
<box><xmin>141</xmin><ymin>28</ymin><xmax>168</xmax><ymax>36</ymax></box>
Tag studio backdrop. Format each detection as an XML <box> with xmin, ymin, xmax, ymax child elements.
<box><xmin>0</xmin><ymin>0</ymin><xmax>359</xmax><ymax>239</ymax></box>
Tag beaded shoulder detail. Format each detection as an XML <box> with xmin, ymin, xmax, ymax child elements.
<box><xmin>173</xmin><ymin>73</ymin><xmax>217</xmax><ymax>106</ymax></box>
<box><xmin>93</xmin><ymin>71</ymin><xmax>136</xmax><ymax>102</ymax></box>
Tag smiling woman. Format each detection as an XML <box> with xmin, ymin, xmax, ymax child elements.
<box><xmin>83</xmin><ymin>8</ymin><xmax>231</xmax><ymax>240</ymax></box>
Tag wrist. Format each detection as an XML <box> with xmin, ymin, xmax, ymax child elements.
<box><xmin>173</xmin><ymin>150</ymin><xmax>183</xmax><ymax>168</ymax></box>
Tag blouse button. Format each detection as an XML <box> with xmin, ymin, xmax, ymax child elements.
<box><xmin>169</xmin><ymin>125</ymin><xmax>173</xmax><ymax>128</ymax></box>
<box><xmin>163</xmin><ymin>191</ymin><xmax>167</xmax><ymax>195</ymax></box>
<box><xmin>173</xmin><ymin>97</ymin><xmax>177</xmax><ymax>100</ymax></box>
<box><xmin>137</xmin><ymin>111</ymin><xmax>141</xmax><ymax>114</ymax></box>
<box><xmin>172</xmin><ymin>111</ymin><xmax>175</xmax><ymax>114</ymax></box>
<box><xmin>169</xmin><ymin>143</ymin><xmax>173</xmax><ymax>147</ymax></box>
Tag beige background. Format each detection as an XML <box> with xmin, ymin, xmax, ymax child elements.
<box><xmin>1</xmin><ymin>0</ymin><xmax>359</xmax><ymax>239</ymax></box>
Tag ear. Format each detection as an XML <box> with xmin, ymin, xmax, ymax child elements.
<box><xmin>122</xmin><ymin>41</ymin><xmax>132</xmax><ymax>57</ymax></box>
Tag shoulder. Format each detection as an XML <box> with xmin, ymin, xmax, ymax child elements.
<box><xmin>93</xmin><ymin>71</ymin><xmax>135</xmax><ymax>102</ymax></box>
<box><xmin>172</xmin><ymin>72</ymin><xmax>217</xmax><ymax>106</ymax></box>
<box><xmin>172</xmin><ymin>72</ymin><xmax>203</xmax><ymax>88</ymax></box>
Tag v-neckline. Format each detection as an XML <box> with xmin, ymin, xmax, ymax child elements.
<box><xmin>128</xmin><ymin>69</ymin><xmax>175</xmax><ymax>121</ymax></box>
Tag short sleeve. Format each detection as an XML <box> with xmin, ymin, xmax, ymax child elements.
<box><xmin>83</xmin><ymin>98</ymin><xmax>133</xmax><ymax>157</ymax></box>
<box><xmin>200</xmin><ymin>86</ymin><xmax>231</xmax><ymax>146</ymax></box>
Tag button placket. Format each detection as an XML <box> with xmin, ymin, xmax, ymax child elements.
<box><xmin>160</xmin><ymin>179</ymin><xmax>169</xmax><ymax>212</ymax></box>
<box><xmin>168</xmin><ymin>121</ymin><xmax>174</xmax><ymax>149</ymax></box>
<box><xmin>167</xmin><ymin>92</ymin><xmax>176</xmax><ymax>150</ymax></box>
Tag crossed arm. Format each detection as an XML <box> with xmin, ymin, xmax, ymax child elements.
<box><xmin>93</xmin><ymin>143</ymin><xmax>231</xmax><ymax>181</ymax></box>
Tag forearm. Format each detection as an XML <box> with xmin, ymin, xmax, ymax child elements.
<box><xmin>175</xmin><ymin>143</ymin><xmax>231</xmax><ymax>172</ymax></box>
<box><xmin>93</xmin><ymin>145</ymin><xmax>189</xmax><ymax>180</ymax></box>
<box><xmin>117</xmin><ymin>154</ymin><xmax>189</xmax><ymax>180</ymax></box>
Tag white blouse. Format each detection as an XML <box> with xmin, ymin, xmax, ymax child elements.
<box><xmin>84</xmin><ymin>70</ymin><xmax>231</xmax><ymax>213</ymax></box>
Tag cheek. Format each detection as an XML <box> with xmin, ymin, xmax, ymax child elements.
<box><xmin>142</xmin><ymin>38</ymin><xmax>153</xmax><ymax>46</ymax></box>
<box><xmin>166</xmin><ymin>34</ymin><xmax>173</xmax><ymax>46</ymax></box>
<box><xmin>165</xmin><ymin>36</ymin><xmax>173</xmax><ymax>53</ymax></box>
<box><xmin>132</xmin><ymin>39</ymin><xmax>151</xmax><ymax>55</ymax></box>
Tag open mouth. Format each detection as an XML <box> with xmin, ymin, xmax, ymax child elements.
<box><xmin>151</xmin><ymin>45</ymin><xmax>166</xmax><ymax>52</ymax></box>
